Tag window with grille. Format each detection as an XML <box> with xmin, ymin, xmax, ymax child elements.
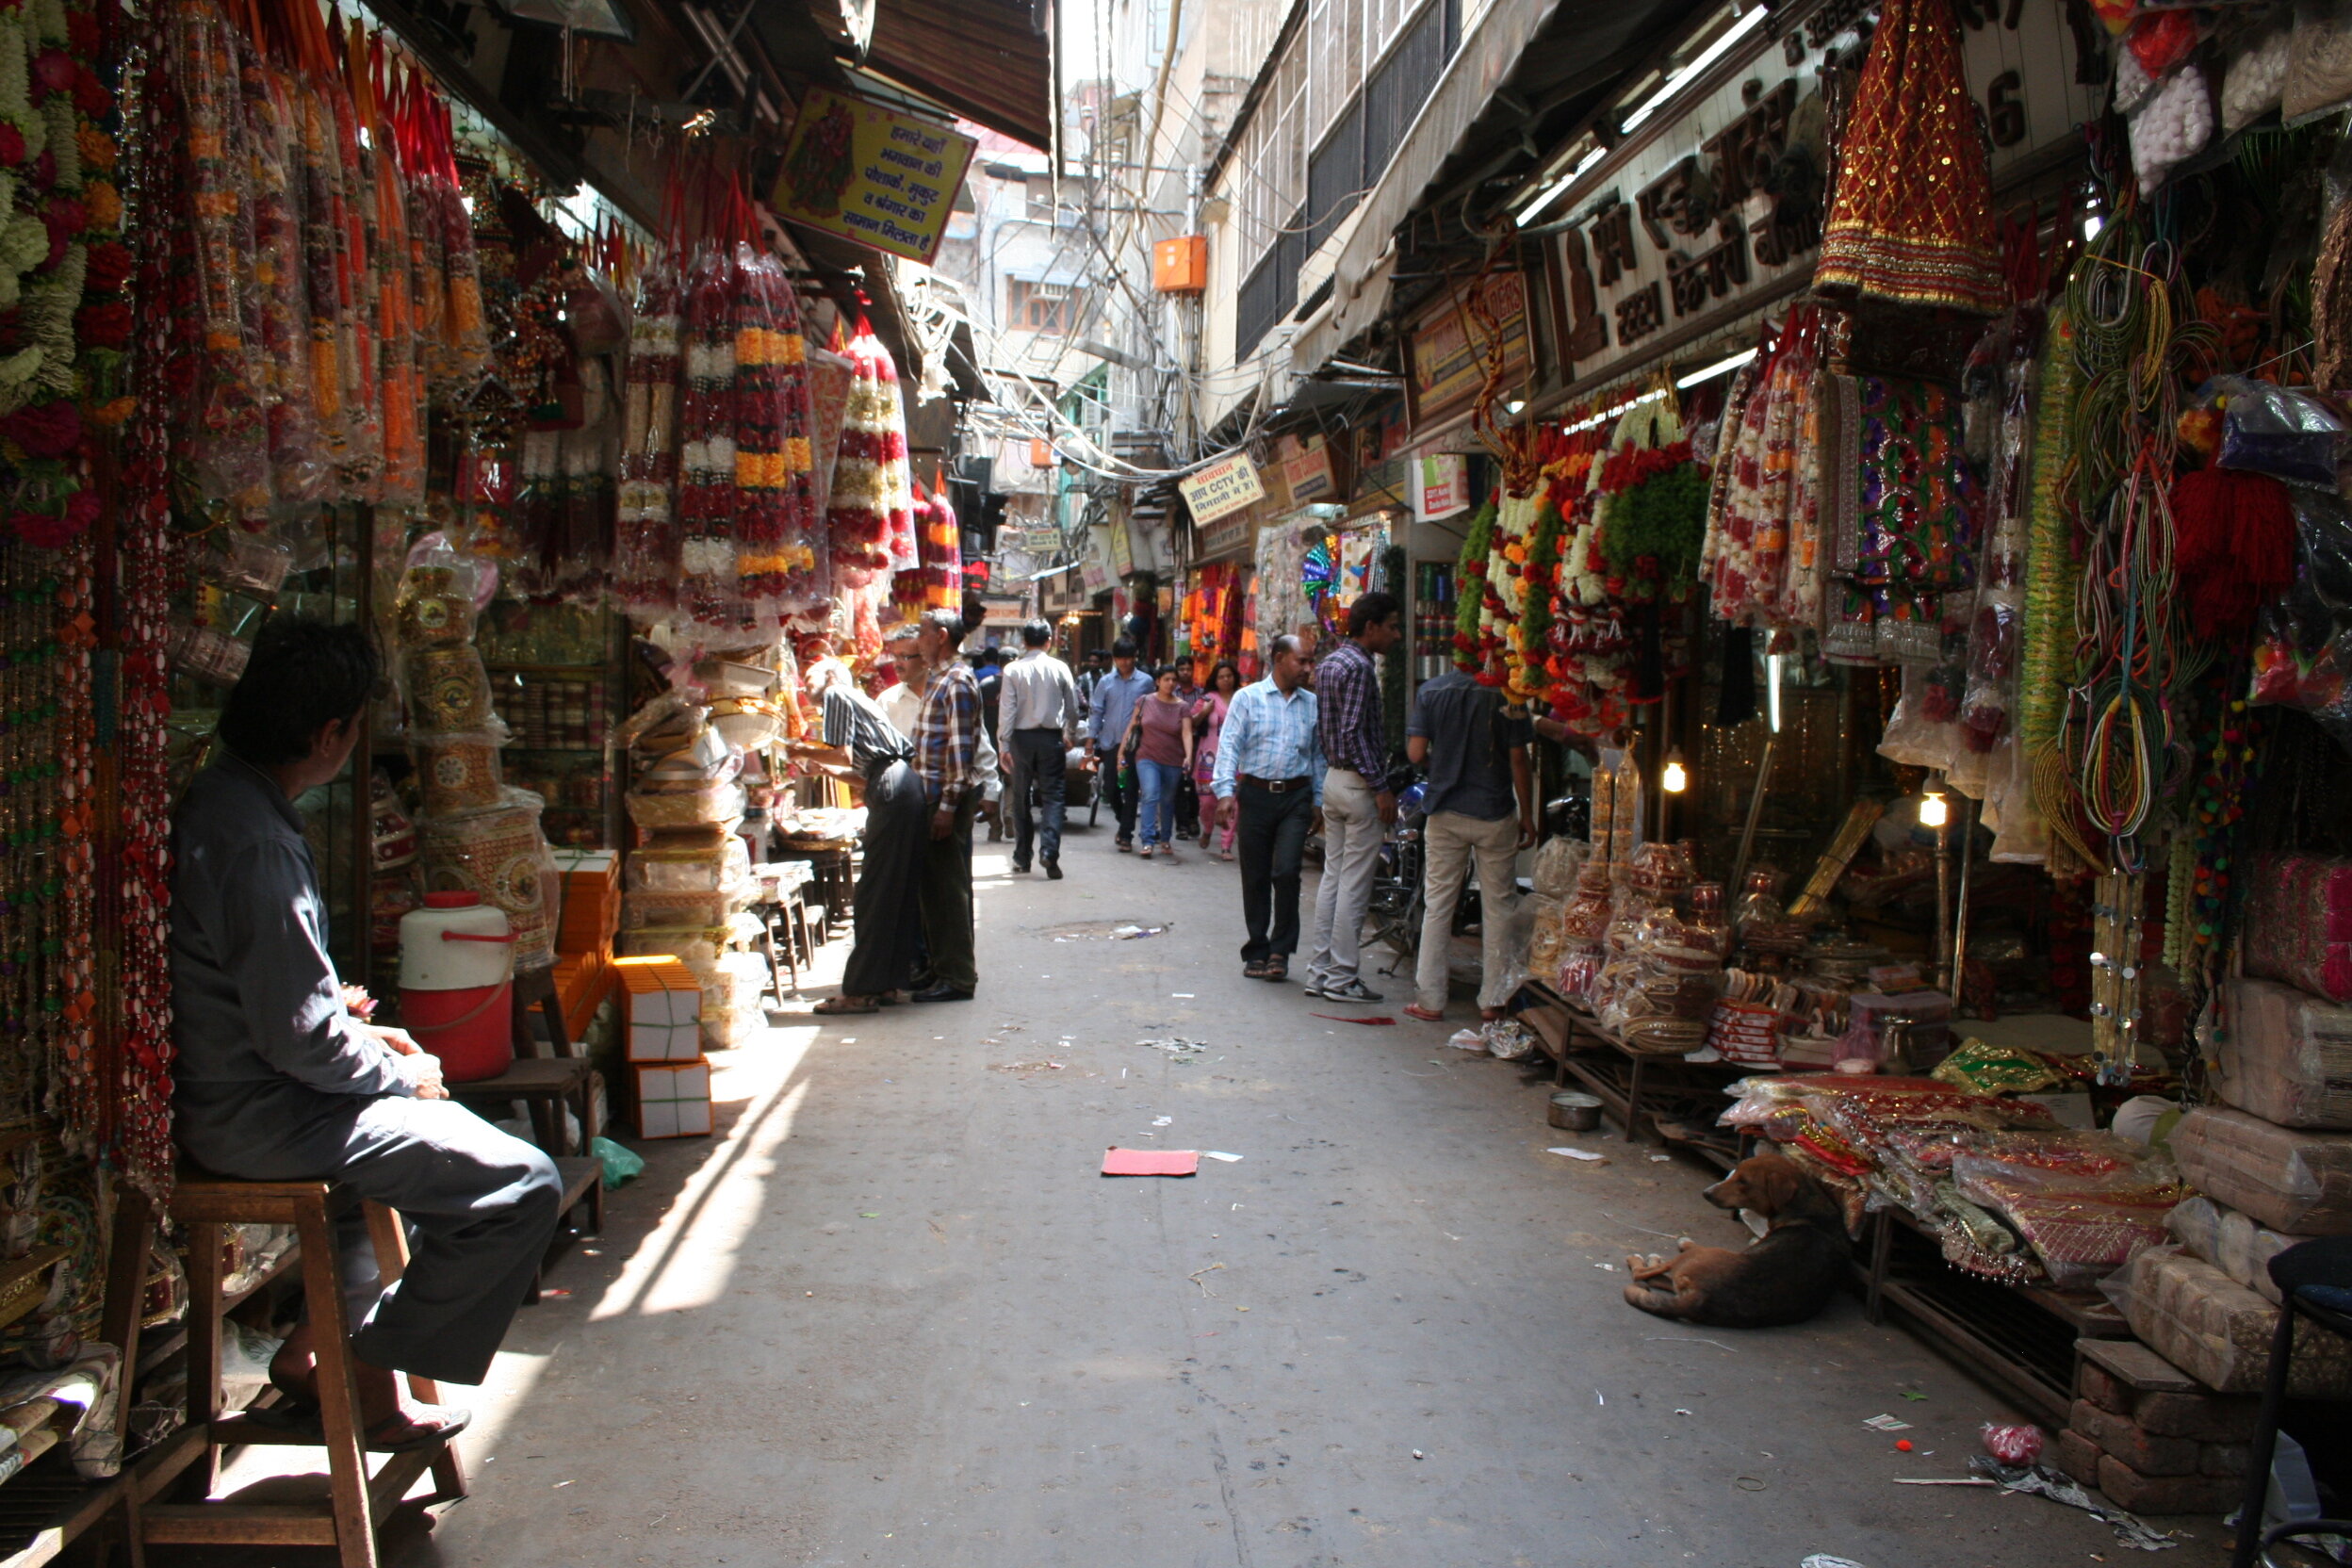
<box><xmin>1008</xmin><ymin>279</ymin><xmax>1077</xmax><ymax>335</ymax></box>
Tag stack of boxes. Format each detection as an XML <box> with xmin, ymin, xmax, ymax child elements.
<box><xmin>619</xmin><ymin>956</ymin><xmax>711</xmax><ymax>1138</ymax></box>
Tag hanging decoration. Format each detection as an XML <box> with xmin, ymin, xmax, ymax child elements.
<box><xmin>1812</xmin><ymin>0</ymin><xmax>2004</xmax><ymax>316</ymax></box>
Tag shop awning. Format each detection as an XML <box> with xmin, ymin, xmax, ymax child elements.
<box><xmin>1291</xmin><ymin>0</ymin><xmax>1710</xmax><ymax>375</ymax></box>
<box><xmin>843</xmin><ymin>0</ymin><xmax>1055</xmax><ymax>152</ymax></box>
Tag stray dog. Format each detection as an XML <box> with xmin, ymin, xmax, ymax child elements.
<box><xmin>1621</xmin><ymin>1152</ymin><xmax>1849</xmax><ymax>1329</ymax></box>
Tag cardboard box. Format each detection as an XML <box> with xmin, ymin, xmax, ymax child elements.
<box><xmin>633</xmin><ymin>1057</ymin><xmax>711</xmax><ymax>1138</ymax></box>
<box><xmin>617</xmin><ymin>956</ymin><xmax>701</xmax><ymax>1063</ymax></box>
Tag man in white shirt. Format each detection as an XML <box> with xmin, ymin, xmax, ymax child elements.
<box><xmin>877</xmin><ymin>626</ymin><xmax>927</xmax><ymax>740</ymax></box>
<box><xmin>997</xmin><ymin>619</ymin><xmax>1081</xmax><ymax>878</ymax></box>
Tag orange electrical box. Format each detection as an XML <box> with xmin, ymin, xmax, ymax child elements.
<box><xmin>1029</xmin><ymin>438</ymin><xmax>1059</xmax><ymax>467</ymax></box>
<box><xmin>1153</xmin><ymin>236</ymin><xmax>1208</xmax><ymax>294</ymax></box>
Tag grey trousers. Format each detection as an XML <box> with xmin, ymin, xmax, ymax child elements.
<box><xmin>177</xmin><ymin>1083</ymin><xmax>563</xmax><ymax>1386</ymax></box>
<box><xmin>1309</xmin><ymin>768</ymin><xmax>1387</xmax><ymax>988</ymax></box>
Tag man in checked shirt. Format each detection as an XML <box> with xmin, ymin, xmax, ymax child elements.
<box><xmin>909</xmin><ymin>608</ymin><xmax>986</xmax><ymax>1001</ymax></box>
<box><xmin>1305</xmin><ymin>591</ymin><xmax>1404</xmax><ymax>1004</ymax></box>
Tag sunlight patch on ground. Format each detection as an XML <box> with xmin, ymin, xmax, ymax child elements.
<box><xmin>591</xmin><ymin>1026</ymin><xmax>818</xmax><ymax>1321</ymax></box>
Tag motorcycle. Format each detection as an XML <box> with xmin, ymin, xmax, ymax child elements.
<box><xmin>1363</xmin><ymin>768</ymin><xmax>1429</xmax><ymax>972</ymax></box>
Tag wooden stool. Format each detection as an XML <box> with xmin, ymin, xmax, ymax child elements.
<box><xmin>135</xmin><ymin>1174</ymin><xmax>466</xmax><ymax>1568</ymax></box>
<box><xmin>445</xmin><ymin>967</ymin><xmax>605</xmax><ymax>1241</ymax></box>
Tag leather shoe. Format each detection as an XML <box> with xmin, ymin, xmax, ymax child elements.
<box><xmin>1012</xmin><ymin>861</ymin><xmax>1031</xmax><ymax>874</ymax></box>
<box><xmin>1044</xmin><ymin>858</ymin><xmax>1063</xmax><ymax>880</ymax></box>
<box><xmin>910</xmin><ymin>983</ymin><xmax>974</xmax><ymax>1003</ymax></box>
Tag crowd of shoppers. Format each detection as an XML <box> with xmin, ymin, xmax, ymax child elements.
<box><xmin>801</xmin><ymin>595</ymin><xmax>1537</xmax><ymax>1026</ymax></box>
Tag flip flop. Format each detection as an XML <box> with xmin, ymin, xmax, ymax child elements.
<box><xmin>366</xmin><ymin>1405</ymin><xmax>472</xmax><ymax>1454</ymax></box>
<box><xmin>1403</xmin><ymin>1004</ymin><xmax>1446</xmax><ymax>1022</ymax></box>
<box><xmin>812</xmin><ymin>996</ymin><xmax>879</xmax><ymax>1015</ymax></box>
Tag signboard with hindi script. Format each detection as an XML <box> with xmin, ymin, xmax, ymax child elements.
<box><xmin>1177</xmin><ymin>451</ymin><xmax>1267</xmax><ymax>526</ymax></box>
<box><xmin>770</xmin><ymin>88</ymin><xmax>977</xmax><ymax>266</ymax></box>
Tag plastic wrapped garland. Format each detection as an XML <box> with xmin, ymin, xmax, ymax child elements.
<box><xmin>825</xmin><ymin>316</ymin><xmax>911</xmax><ymax>581</ymax></box>
<box><xmin>615</xmin><ymin>259</ymin><xmax>681</xmax><ymax>616</ymax></box>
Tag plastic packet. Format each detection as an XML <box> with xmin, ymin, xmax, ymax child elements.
<box><xmin>1532</xmin><ymin>836</ymin><xmax>1586</xmax><ymax>899</ymax></box>
<box><xmin>2130</xmin><ymin>61</ymin><xmax>2214</xmax><ymax>194</ymax></box>
<box><xmin>2208</xmin><ymin>375</ymin><xmax>2348</xmax><ymax>485</ymax></box>
<box><xmin>403</xmin><ymin>645</ymin><xmax>498</xmax><ymax>732</ymax></box>
<box><xmin>625</xmin><ymin>781</ymin><xmax>747</xmax><ymax>830</ymax></box>
<box><xmin>413</xmin><ymin>729</ymin><xmax>510</xmax><ymax>816</ymax></box>
<box><xmin>2224</xmin><ymin>8</ymin><xmax>2294</xmax><ymax>129</ymax></box>
<box><xmin>2285</xmin><ymin>0</ymin><xmax>2352</xmax><ymax>122</ymax></box>
<box><xmin>395</xmin><ymin>543</ymin><xmax>493</xmax><ymax>650</ymax></box>
<box><xmin>1446</xmin><ymin>1029</ymin><xmax>1489</xmax><ymax>1053</ymax></box>
<box><xmin>168</xmin><ymin>623</ymin><xmax>252</xmax><ymax>686</ymax></box>
<box><xmin>188</xmin><ymin>531</ymin><xmax>295</xmax><ymax>599</ymax></box>
<box><xmin>1980</xmin><ymin>1423</ymin><xmax>2046</xmax><ymax>1466</ymax></box>
<box><xmin>417</xmin><ymin>788</ymin><xmax>560</xmax><ymax>972</ymax></box>
<box><xmin>626</xmin><ymin>837</ymin><xmax>752</xmax><ymax>894</ymax></box>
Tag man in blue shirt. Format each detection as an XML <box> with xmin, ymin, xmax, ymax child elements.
<box><xmin>1210</xmin><ymin>635</ymin><xmax>1324</xmax><ymax>982</ymax></box>
<box><xmin>171</xmin><ymin>618</ymin><xmax>561</xmax><ymax>1449</ymax></box>
<box><xmin>1084</xmin><ymin>636</ymin><xmax>1154</xmax><ymax>851</ymax></box>
<box><xmin>1402</xmin><ymin>668</ymin><xmax>1536</xmax><ymax>1022</ymax></box>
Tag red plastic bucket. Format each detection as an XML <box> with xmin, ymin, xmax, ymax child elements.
<box><xmin>400</xmin><ymin>978</ymin><xmax>514</xmax><ymax>1083</ymax></box>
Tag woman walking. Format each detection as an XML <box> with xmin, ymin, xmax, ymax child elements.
<box><xmin>1189</xmin><ymin>662</ymin><xmax>1241</xmax><ymax>860</ymax></box>
<box><xmin>787</xmin><ymin>681</ymin><xmax>926</xmax><ymax>1013</ymax></box>
<box><xmin>1123</xmin><ymin>665</ymin><xmax>1193</xmax><ymax>861</ymax></box>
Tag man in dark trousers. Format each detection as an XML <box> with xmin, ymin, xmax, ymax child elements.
<box><xmin>997</xmin><ymin>618</ymin><xmax>1080</xmax><ymax>878</ymax></box>
<box><xmin>170</xmin><ymin>617</ymin><xmax>562</xmax><ymax>1448</ymax></box>
<box><xmin>1209</xmin><ymin>635</ymin><xmax>1324</xmax><ymax>983</ymax></box>
<box><xmin>911</xmin><ymin>608</ymin><xmax>986</xmax><ymax>1001</ymax></box>
<box><xmin>1085</xmin><ymin>637</ymin><xmax>1153</xmax><ymax>852</ymax></box>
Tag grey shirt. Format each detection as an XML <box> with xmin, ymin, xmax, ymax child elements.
<box><xmin>171</xmin><ymin>756</ymin><xmax>411</xmax><ymax>1123</ymax></box>
<box><xmin>1407</xmin><ymin>670</ymin><xmax>1532</xmax><ymax>822</ymax></box>
<box><xmin>998</xmin><ymin>649</ymin><xmax>1081</xmax><ymax>743</ymax></box>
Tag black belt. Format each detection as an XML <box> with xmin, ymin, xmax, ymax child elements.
<box><xmin>1240</xmin><ymin>774</ymin><xmax>1313</xmax><ymax>793</ymax></box>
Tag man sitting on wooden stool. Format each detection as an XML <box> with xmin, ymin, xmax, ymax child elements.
<box><xmin>169</xmin><ymin>617</ymin><xmax>563</xmax><ymax>1451</ymax></box>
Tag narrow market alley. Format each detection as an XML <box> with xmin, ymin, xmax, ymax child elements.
<box><xmin>379</xmin><ymin>835</ymin><xmax>2230</xmax><ymax>1568</ymax></box>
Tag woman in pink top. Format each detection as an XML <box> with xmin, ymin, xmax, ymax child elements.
<box><xmin>1188</xmin><ymin>661</ymin><xmax>1241</xmax><ymax>861</ymax></box>
<box><xmin>1122</xmin><ymin>666</ymin><xmax>1193</xmax><ymax>860</ymax></box>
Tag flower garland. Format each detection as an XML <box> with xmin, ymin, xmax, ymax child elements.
<box><xmin>1514</xmin><ymin>497</ymin><xmax>1565</xmax><ymax>698</ymax></box>
<box><xmin>824</xmin><ymin>315</ymin><xmax>910</xmax><ymax>581</ymax></box>
<box><xmin>1449</xmin><ymin>492</ymin><xmax>1495</xmax><ymax>669</ymax></box>
<box><xmin>614</xmin><ymin>257</ymin><xmax>679</xmax><ymax>615</ymax></box>
<box><xmin>1597</xmin><ymin>440</ymin><xmax>1709</xmax><ymax>602</ymax></box>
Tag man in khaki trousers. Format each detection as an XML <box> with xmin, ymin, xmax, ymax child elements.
<box><xmin>1400</xmin><ymin>666</ymin><xmax>1535</xmax><ymax>1023</ymax></box>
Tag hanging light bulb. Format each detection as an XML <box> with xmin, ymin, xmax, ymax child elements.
<box><xmin>1661</xmin><ymin>749</ymin><xmax>1689</xmax><ymax>794</ymax></box>
<box><xmin>1919</xmin><ymin>784</ymin><xmax>1950</xmax><ymax>828</ymax></box>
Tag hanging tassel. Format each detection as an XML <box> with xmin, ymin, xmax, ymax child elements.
<box><xmin>2171</xmin><ymin>465</ymin><xmax>2297</xmax><ymax>642</ymax></box>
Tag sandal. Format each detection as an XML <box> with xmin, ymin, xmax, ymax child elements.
<box><xmin>813</xmin><ymin>995</ymin><xmax>879</xmax><ymax>1015</ymax></box>
<box><xmin>366</xmin><ymin>1405</ymin><xmax>472</xmax><ymax>1454</ymax></box>
<box><xmin>1403</xmin><ymin>1004</ymin><xmax>1446</xmax><ymax>1022</ymax></box>
<box><xmin>1264</xmin><ymin>957</ymin><xmax>1288</xmax><ymax>983</ymax></box>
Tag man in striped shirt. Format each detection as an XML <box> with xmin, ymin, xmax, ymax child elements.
<box><xmin>910</xmin><ymin>609</ymin><xmax>985</xmax><ymax>1001</ymax></box>
<box><xmin>1306</xmin><ymin>592</ymin><xmax>1402</xmax><ymax>1004</ymax></box>
<box><xmin>1210</xmin><ymin>635</ymin><xmax>1324</xmax><ymax>983</ymax></box>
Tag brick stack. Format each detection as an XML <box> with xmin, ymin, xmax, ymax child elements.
<box><xmin>2056</xmin><ymin>1339</ymin><xmax>2253</xmax><ymax>1515</ymax></box>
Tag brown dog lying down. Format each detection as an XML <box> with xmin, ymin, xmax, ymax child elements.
<box><xmin>1622</xmin><ymin>1152</ymin><xmax>1850</xmax><ymax>1329</ymax></box>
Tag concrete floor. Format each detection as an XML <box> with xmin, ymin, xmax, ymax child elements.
<box><xmin>210</xmin><ymin>817</ymin><xmax>2237</xmax><ymax>1567</ymax></box>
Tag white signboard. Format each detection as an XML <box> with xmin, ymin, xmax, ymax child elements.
<box><xmin>1177</xmin><ymin>451</ymin><xmax>1268</xmax><ymax>526</ymax></box>
<box><xmin>1546</xmin><ymin>4</ymin><xmax>2100</xmax><ymax>384</ymax></box>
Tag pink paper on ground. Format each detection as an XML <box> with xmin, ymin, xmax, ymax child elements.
<box><xmin>1102</xmin><ymin>1147</ymin><xmax>1200</xmax><ymax>1177</ymax></box>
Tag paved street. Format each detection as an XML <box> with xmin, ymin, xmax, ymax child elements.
<box><xmin>360</xmin><ymin>823</ymin><xmax>2230</xmax><ymax>1568</ymax></box>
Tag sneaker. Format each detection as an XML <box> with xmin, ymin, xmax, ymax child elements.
<box><xmin>1300</xmin><ymin>980</ymin><xmax>1326</xmax><ymax>999</ymax></box>
<box><xmin>1320</xmin><ymin>978</ymin><xmax>1383</xmax><ymax>1004</ymax></box>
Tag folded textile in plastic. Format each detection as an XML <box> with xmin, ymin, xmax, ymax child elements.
<box><xmin>2112</xmin><ymin>1246</ymin><xmax>2352</xmax><ymax>1396</ymax></box>
<box><xmin>2167</xmin><ymin>1105</ymin><xmax>2352</xmax><ymax>1233</ymax></box>
<box><xmin>2220</xmin><ymin>976</ymin><xmax>2352</xmax><ymax>1130</ymax></box>
<box><xmin>2244</xmin><ymin>852</ymin><xmax>2352</xmax><ymax>1002</ymax></box>
<box><xmin>2164</xmin><ymin>1194</ymin><xmax>2318</xmax><ymax>1307</ymax></box>
<box><xmin>1952</xmin><ymin>1131</ymin><xmax>2183</xmax><ymax>1287</ymax></box>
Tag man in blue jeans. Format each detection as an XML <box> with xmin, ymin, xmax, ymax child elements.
<box><xmin>1084</xmin><ymin>637</ymin><xmax>1153</xmax><ymax>852</ymax></box>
